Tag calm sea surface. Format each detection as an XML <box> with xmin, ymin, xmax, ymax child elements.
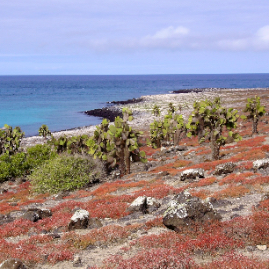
<box><xmin>1</xmin><ymin>74</ymin><xmax>269</xmax><ymax>137</ymax></box>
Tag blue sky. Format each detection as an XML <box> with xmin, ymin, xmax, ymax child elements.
<box><xmin>0</xmin><ymin>0</ymin><xmax>269</xmax><ymax>75</ymax></box>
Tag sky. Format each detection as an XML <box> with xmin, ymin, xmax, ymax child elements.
<box><xmin>0</xmin><ymin>0</ymin><xmax>269</xmax><ymax>75</ymax></box>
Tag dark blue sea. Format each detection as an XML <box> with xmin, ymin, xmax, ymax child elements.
<box><xmin>1</xmin><ymin>74</ymin><xmax>269</xmax><ymax>137</ymax></box>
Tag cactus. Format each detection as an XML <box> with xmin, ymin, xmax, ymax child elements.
<box><xmin>86</xmin><ymin>119</ymin><xmax>113</xmax><ymax>174</ymax></box>
<box><xmin>168</xmin><ymin>102</ymin><xmax>176</xmax><ymax>114</ymax></box>
<box><xmin>0</xmin><ymin>124</ymin><xmax>24</xmax><ymax>155</ymax></box>
<box><xmin>242</xmin><ymin>96</ymin><xmax>266</xmax><ymax>135</ymax></box>
<box><xmin>50</xmin><ymin>134</ymin><xmax>89</xmax><ymax>154</ymax></box>
<box><xmin>152</xmin><ymin>104</ymin><xmax>161</xmax><ymax>117</ymax></box>
<box><xmin>186</xmin><ymin>97</ymin><xmax>241</xmax><ymax>160</ymax></box>
<box><xmin>87</xmin><ymin>112</ymin><xmax>146</xmax><ymax>176</ymax></box>
<box><xmin>38</xmin><ymin>124</ymin><xmax>51</xmax><ymax>139</ymax></box>
<box><xmin>149</xmin><ymin>112</ymin><xmax>186</xmax><ymax>148</ymax></box>
<box><xmin>122</xmin><ymin>107</ymin><xmax>133</xmax><ymax>122</ymax></box>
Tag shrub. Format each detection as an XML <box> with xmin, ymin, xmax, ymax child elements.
<box><xmin>0</xmin><ymin>152</ymin><xmax>29</xmax><ymax>182</ymax></box>
<box><xmin>29</xmin><ymin>155</ymin><xmax>101</xmax><ymax>193</ymax></box>
<box><xmin>25</xmin><ymin>143</ymin><xmax>56</xmax><ymax>170</ymax></box>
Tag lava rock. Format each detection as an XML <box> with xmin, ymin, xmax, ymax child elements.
<box><xmin>179</xmin><ymin>168</ymin><xmax>204</xmax><ymax>181</ymax></box>
<box><xmin>0</xmin><ymin>259</ymin><xmax>27</xmax><ymax>269</ymax></box>
<box><xmin>163</xmin><ymin>191</ymin><xmax>221</xmax><ymax>231</ymax></box>
<box><xmin>68</xmin><ymin>209</ymin><xmax>89</xmax><ymax>230</ymax></box>
<box><xmin>214</xmin><ymin>162</ymin><xmax>235</xmax><ymax>175</ymax></box>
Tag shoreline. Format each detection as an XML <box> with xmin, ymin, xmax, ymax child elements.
<box><xmin>21</xmin><ymin>87</ymin><xmax>269</xmax><ymax>147</ymax></box>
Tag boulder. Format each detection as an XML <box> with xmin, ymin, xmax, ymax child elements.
<box><xmin>163</xmin><ymin>191</ymin><xmax>221</xmax><ymax>231</ymax></box>
<box><xmin>253</xmin><ymin>159</ymin><xmax>269</xmax><ymax>171</ymax></box>
<box><xmin>0</xmin><ymin>259</ymin><xmax>27</xmax><ymax>269</ymax></box>
<box><xmin>68</xmin><ymin>209</ymin><xmax>89</xmax><ymax>230</ymax></box>
<box><xmin>127</xmin><ymin>196</ymin><xmax>147</xmax><ymax>213</ymax></box>
<box><xmin>127</xmin><ymin>196</ymin><xmax>161</xmax><ymax>214</ymax></box>
<box><xmin>146</xmin><ymin>197</ymin><xmax>161</xmax><ymax>213</ymax></box>
<box><xmin>179</xmin><ymin>168</ymin><xmax>204</xmax><ymax>181</ymax></box>
<box><xmin>214</xmin><ymin>162</ymin><xmax>235</xmax><ymax>175</ymax></box>
<box><xmin>22</xmin><ymin>208</ymin><xmax>52</xmax><ymax>222</ymax></box>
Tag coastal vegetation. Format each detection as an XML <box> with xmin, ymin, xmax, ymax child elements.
<box><xmin>0</xmin><ymin>90</ymin><xmax>269</xmax><ymax>268</ymax></box>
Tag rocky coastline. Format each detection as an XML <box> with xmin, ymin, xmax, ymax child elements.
<box><xmin>22</xmin><ymin>87</ymin><xmax>269</xmax><ymax>147</ymax></box>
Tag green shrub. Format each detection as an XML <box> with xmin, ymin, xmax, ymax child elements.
<box><xmin>0</xmin><ymin>152</ymin><xmax>29</xmax><ymax>182</ymax></box>
<box><xmin>29</xmin><ymin>155</ymin><xmax>101</xmax><ymax>194</ymax></box>
<box><xmin>26</xmin><ymin>144</ymin><xmax>56</xmax><ymax>170</ymax></box>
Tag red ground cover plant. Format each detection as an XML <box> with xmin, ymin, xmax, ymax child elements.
<box><xmin>140</xmin><ymin>145</ymin><xmax>160</xmax><ymax>156</ymax></box>
<box><xmin>202</xmin><ymin>252</ymin><xmax>269</xmax><ymax>269</ymax></box>
<box><xmin>190</xmin><ymin>176</ymin><xmax>217</xmax><ymax>188</ymax></box>
<box><xmin>233</xmin><ymin>135</ymin><xmax>266</xmax><ymax>148</ymax></box>
<box><xmin>243</xmin><ymin>175</ymin><xmax>269</xmax><ymax>185</ymax></box>
<box><xmin>104</xmin><ymin>248</ymin><xmax>197</xmax><ymax>269</ymax></box>
<box><xmin>190</xmin><ymin>189</ymin><xmax>210</xmax><ymax>199</ymax></box>
<box><xmin>150</xmin><ymin>162</ymin><xmax>182</xmax><ymax>175</ymax></box>
<box><xmin>63</xmin><ymin>224</ymin><xmax>142</xmax><ymax>249</ymax></box>
<box><xmin>230</xmin><ymin>148</ymin><xmax>266</xmax><ymax>162</ymax></box>
<box><xmin>0</xmin><ymin>202</ymin><xmax>20</xmax><ymax>215</ymax></box>
<box><xmin>143</xmin><ymin>216</ymin><xmax>165</xmax><ymax>230</ymax></box>
<box><xmin>90</xmin><ymin>179</ymin><xmax>149</xmax><ymax>197</ymax></box>
<box><xmin>211</xmin><ymin>184</ymin><xmax>250</xmax><ymax>199</ymax></box>
<box><xmin>132</xmin><ymin>180</ymin><xmax>184</xmax><ymax>199</ymax></box>
<box><xmin>0</xmin><ymin>236</ymin><xmax>76</xmax><ymax>265</ymax></box>
<box><xmin>172</xmin><ymin>159</ymin><xmax>192</xmax><ymax>168</ymax></box>
<box><xmin>0</xmin><ymin>219</ymin><xmax>37</xmax><ymax>239</ymax></box>
<box><xmin>179</xmin><ymin>136</ymin><xmax>200</xmax><ymax>147</ymax></box>
<box><xmin>218</xmin><ymin>172</ymin><xmax>257</xmax><ymax>185</ymax></box>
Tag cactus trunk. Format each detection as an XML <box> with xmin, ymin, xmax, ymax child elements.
<box><xmin>211</xmin><ymin>133</ymin><xmax>220</xmax><ymax>160</ymax></box>
<box><xmin>252</xmin><ymin>118</ymin><xmax>259</xmax><ymax>135</ymax></box>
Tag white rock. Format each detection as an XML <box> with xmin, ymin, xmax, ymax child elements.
<box><xmin>257</xmin><ymin>245</ymin><xmax>267</xmax><ymax>251</ymax></box>
<box><xmin>253</xmin><ymin>159</ymin><xmax>269</xmax><ymax>170</ymax></box>
<box><xmin>71</xmin><ymin>209</ymin><xmax>89</xmax><ymax>222</ymax></box>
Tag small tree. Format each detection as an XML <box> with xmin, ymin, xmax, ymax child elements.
<box><xmin>38</xmin><ymin>124</ymin><xmax>51</xmax><ymax>139</ymax></box>
<box><xmin>242</xmin><ymin>96</ymin><xmax>266</xmax><ymax>135</ymax></box>
<box><xmin>186</xmin><ymin>97</ymin><xmax>241</xmax><ymax>160</ymax></box>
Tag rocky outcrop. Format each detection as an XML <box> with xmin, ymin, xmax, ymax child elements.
<box><xmin>0</xmin><ymin>259</ymin><xmax>27</xmax><ymax>269</ymax></box>
<box><xmin>163</xmin><ymin>191</ymin><xmax>221</xmax><ymax>231</ymax></box>
<box><xmin>127</xmin><ymin>196</ymin><xmax>161</xmax><ymax>214</ymax></box>
<box><xmin>214</xmin><ymin>162</ymin><xmax>235</xmax><ymax>175</ymax></box>
<box><xmin>179</xmin><ymin>168</ymin><xmax>204</xmax><ymax>181</ymax></box>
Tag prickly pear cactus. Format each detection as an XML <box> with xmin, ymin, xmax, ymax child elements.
<box><xmin>0</xmin><ymin>124</ymin><xmax>24</xmax><ymax>155</ymax></box>
<box><xmin>149</xmin><ymin>112</ymin><xmax>186</xmax><ymax>148</ymax></box>
<box><xmin>186</xmin><ymin>97</ymin><xmax>241</xmax><ymax>160</ymax></box>
<box><xmin>87</xmin><ymin>111</ymin><xmax>146</xmax><ymax>176</ymax></box>
<box><xmin>242</xmin><ymin>95</ymin><xmax>266</xmax><ymax>135</ymax></box>
<box><xmin>38</xmin><ymin>124</ymin><xmax>51</xmax><ymax>139</ymax></box>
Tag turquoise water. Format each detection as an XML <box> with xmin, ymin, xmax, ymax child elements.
<box><xmin>1</xmin><ymin>74</ymin><xmax>269</xmax><ymax>136</ymax></box>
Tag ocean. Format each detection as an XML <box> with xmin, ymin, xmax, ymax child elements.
<box><xmin>1</xmin><ymin>74</ymin><xmax>269</xmax><ymax>137</ymax></box>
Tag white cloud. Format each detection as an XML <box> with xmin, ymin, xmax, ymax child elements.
<box><xmin>256</xmin><ymin>25</ymin><xmax>269</xmax><ymax>42</ymax></box>
<box><xmin>150</xmin><ymin>26</ymin><xmax>189</xmax><ymax>39</ymax></box>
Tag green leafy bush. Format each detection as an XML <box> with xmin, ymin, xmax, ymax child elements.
<box><xmin>26</xmin><ymin>144</ymin><xmax>57</xmax><ymax>170</ymax></box>
<box><xmin>0</xmin><ymin>152</ymin><xmax>28</xmax><ymax>182</ymax></box>
<box><xmin>30</xmin><ymin>155</ymin><xmax>101</xmax><ymax>193</ymax></box>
